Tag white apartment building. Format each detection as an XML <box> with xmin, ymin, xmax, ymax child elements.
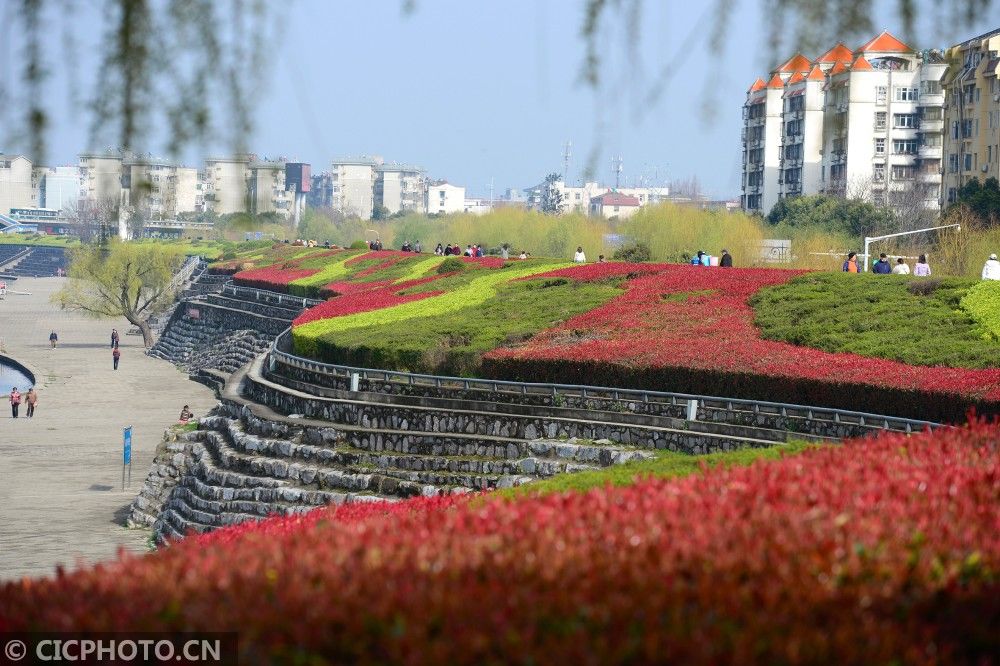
<box><xmin>742</xmin><ymin>32</ymin><xmax>946</xmax><ymax>218</ymax></box>
<box><xmin>248</xmin><ymin>159</ymin><xmax>292</xmax><ymax>217</ymax></box>
<box><xmin>78</xmin><ymin>151</ymin><xmax>125</xmax><ymax>207</ymax></box>
<box><xmin>942</xmin><ymin>29</ymin><xmax>1000</xmax><ymax>205</ymax></box>
<box><xmin>589</xmin><ymin>192</ymin><xmax>641</xmax><ymax>219</ymax></box>
<box><xmin>376</xmin><ymin>164</ymin><xmax>426</xmax><ymax>215</ymax></box>
<box><xmin>330</xmin><ymin>158</ymin><xmax>377</xmax><ymax>219</ymax></box>
<box><xmin>204</xmin><ymin>155</ymin><xmax>251</xmax><ymax>215</ymax></box>
<box><xmin>123</xmin><ymin>156</ymin><xmax>205</xmax><ymax>219</ymax></box>
<box><xmin>0</xmin><ymin>154</ymin><xmax>36</xmax><ymax>214</ymax></box>
<box><xmin>36</xmin><ymin>166</ymin><xmax>81</xmax><ymax>211</ymax></box>
<box><xmin>463</xmin><ymin>198</ymin><xmax>493</xmax><ymax>215</ymax></box>
<box><xmin>426</xmin><ymin>181</ymin><xmax>466</xmax><ymax>214</ymax></box>
<box><xmin>174</xmin><ymin>167</ymin><xmax>204</xmax><ymax>214</ymax></box>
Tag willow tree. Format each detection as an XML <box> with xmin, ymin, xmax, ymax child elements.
<box><xmin>54</xmin><ymin>241</ymin><xmax>185</xmax><ymax>347</ymax></box>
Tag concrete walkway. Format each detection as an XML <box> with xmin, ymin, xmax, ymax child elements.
<box><xmin>0</xmin><ymin>278</ymin><xmax>217</xmax><ymax>580</ymax></box>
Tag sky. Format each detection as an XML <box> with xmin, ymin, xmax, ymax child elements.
<box><xmin>2</xmin><ymin>0</ymin><xmax>999</xmax><ymax>199</ymax></box>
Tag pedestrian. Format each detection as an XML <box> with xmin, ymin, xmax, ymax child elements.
<box><xmin>475</xmin><ymin>245</ymin><xmax>484</xmax><ymax>258</ymax></box>
<box><xmin>414</xmin><ymin>240</ymin><xmax>422</xmax><ymax>253</ymax></box>
<box><xmin>598</xmin><ymin>254</ymin><xmax>606</xmax><ymax>263</ymax></box>
<box><xmin>574</xmin><ymin>246</ymin><xmax>587</xmax><ymax>263</ymax></box>
<box><xmin>500</xmin><ymin>244</ymin><xmax>510</xmax><ymax>260</ymax></box>
<box><xmin>179</xmin><ymin>405</ymin><xmax>194</xmax><ymax>423</ymax></box>
<box><xmin>113</xmin><ymin>346</ymin><xmax>121</xmax><ymax>370</ymax></box>
<box><xmin>49</xmin><ymin>330</ymin><xmax>58</xmax><ymax>349</ymax></box>
<box><xmin>519</xmin><ymin>250</ymin><xmax>527</xmax><ymax>260</ymax></box>
<box><xmin>111</xmin><ymin>328</ymin><xmax>120</xmax><ymax>349</ymax></box>
<box><xmin>892</xmin><ymin>257</ymin><xmax>911</xmax><ymax>275</ymax></box>
<box><xmin>700</xmin><ymin>251</ymin><xmax>711</xmax><ymax>266</ymax></box>
<box><xmin>435</xmin><ymin>243</ymin><xmax>444</xmax><ymax>256</ymax></box>
<box><xmin>9</xmin><ymin>386</ymin><xmax>20</xmax><ymax>418</ymax></box>
<box><xmin>720</xmin><ymin>249</ymin><xmax>733</xmax><ymax>267</ymax></box>
<box><xmin>465</xmin><ymin>245</ymin><xmax>473</xmax><ymax>257</ymax></box>
<box><xmin>914</xmin><ymin>254</ymin><xmax>931</xmax><ymax>276</ymax></box>
<box><xmin>0</xmin><ymin>279</ymin><xmax>6</xmax><ymax>298</ymax></box>
<box><xmin>691</xmin><ymin>251</ymin><xmax>703</xmax><ymax>266</ymax></box>
<box><xmin>982</xmin><ymin>253</ymin><xmax>1000</xmax><ymax>280</ymax></box>
<box><xmin>25</xmin><ymin>387</ymin><xmax>37</xmax><ymax>418</ymax></box>
<box><xmin>842</xmin><ymin>252</ymin><xmax>860</xmax><ymax>273</ymax></box>
<box><xmin>873</xmin><ymin>253</ymin><xmax>892</xmax><ymax>274</ymax></box>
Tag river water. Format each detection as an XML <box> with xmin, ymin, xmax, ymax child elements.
<box><xmin>0</xmin><ymin>359</ymin><xmax>33</xmax><ymax>394</ymax></box>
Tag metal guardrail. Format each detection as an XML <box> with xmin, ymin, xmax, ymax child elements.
<box><xmin>267</xmin><ymin>328</ymin><xmax>940</xmax><ymax>433</ymax></box>
<box><xmin>220</xmin><ymin>283</ymin><xmax>323</xmax><ymax>309</ymax></box>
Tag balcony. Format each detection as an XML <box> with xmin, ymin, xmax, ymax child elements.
<box><xmin>918</xmin><ymin>119</ymin><xmax>944</xmax><ymax>132</ymax></box>
<box><xmin>919</xmin><ymin>145</ymin><xmax>943</xmax><ymax>159</ymax></box>
<box><xmin>918</xmin><ymin>92</ymin><xmax>945</xmax><ymax>106</ymax></box>
<box><xmin>919</xmin><ymin>171</ymin><xmax>942</xmax><ymax>183</ymax></box>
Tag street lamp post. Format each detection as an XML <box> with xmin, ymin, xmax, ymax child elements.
<box><xmin>862</xmin><ymin>224</ymin><xmax>961</xmax><ymax>272</ymax></box>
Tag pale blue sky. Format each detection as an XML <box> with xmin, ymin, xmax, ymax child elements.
<box><xmin>2</xmin><ymin>0</ymin><xmax>998</xmax><ymax>198</ymax></box>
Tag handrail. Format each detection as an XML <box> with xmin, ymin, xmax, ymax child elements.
<box><xmin>267</xmin><ymin>328</ymin><xmax>940</xmax><ymax>433</ymax></box>
<box><xmin>221</xmin><ymin>282</ymin><xmax>323</xmax><ymax>309</ymax></box>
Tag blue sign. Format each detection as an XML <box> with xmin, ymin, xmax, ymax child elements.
<box><xmin>123</xmin><ymin>426</ymin><xmax>132</xmax><ymax>465</ymax></box>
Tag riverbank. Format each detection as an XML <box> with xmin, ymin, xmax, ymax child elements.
<box><xmin>0</xmin><ymin>278</ymin><xmax>217</xmax><ymax>580</ymax></box>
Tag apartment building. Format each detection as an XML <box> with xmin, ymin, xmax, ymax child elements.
<box><xmin>942</xmin><ymin>29</ymin><xmax>1000</xmax><ymax>205</ymax></box>
<box><xmin>0</xmin><ymin>154</ymin><xmax>36</xmax><ymax>214</ymax></box>
<box><xmin>742</xmin><ymin>31</ymin><xmax>946</xmax><ymax>218</ymax></box>
<box><xmin>122</xmin><ymin>156</ymin><xmax>204</xmax><ymax>218</ymax></box>
<box><xmin>248</xmin><ymin>159</ymin><xmax>293</xmax><ymax>217</ymax></box>
<box><xmin>525</xmin><ymin>178</ymin><xmax>670</xmax><ymax>214</ymax></box>
<box><xmin>426</xmin><ymin>181</ymin><xmax>466</xmax><ymax>214</ymax></box>
<box><xmin>36</xmin><ymin>166</ymin><xmax>81</xmax><ymax>211</ymax></box>
<box><xmin>204</xmin><ymin>156</ymin><xmax>250</xmax><ymax>215</ymax></box>
<box><xmin>375</xmin><ymin>164</ymin><xmax>426</xmax><ymax>215</ymax></box>
<box><xmin>330</xmin><ymin>158</ymin><xmax>377</xmax><ymax>219</ymax></box>
<box><xmin>78</xmin><ymin>151</ymin><xmax>125</xmax><ymax>207</ymax></box>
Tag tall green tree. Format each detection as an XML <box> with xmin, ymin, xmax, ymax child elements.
<box><xmin>765</xmin><ymin>194</ymin><xmax>897</xmax><ymax>238</ymax></box>
<box><xmin>955</xmin><ymin>177</ymin><xmax>1000</xmax><ymax>224</ymax></box>
<box><xmin>540</xmin><ymin>173</ymin><xmax>565</xmax><ymax>215</ymax></box>
<box><xmin>54</xmin><ymin>240</ymin><xmax>185</xmax><ymax>347</ymax></box>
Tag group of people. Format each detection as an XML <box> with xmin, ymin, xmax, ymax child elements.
<box><xmin>400</xmin><ymin>241</ymin><xmax>422</xmax><ymax>253</ymax></box>
<box><xmin>8</xmin><ymin>386</ymin><xmax>38</xmax><ymax>418</ymax></box>
<box><xmin>842</xmin><ymin>253</ymin><xmax>935</xmax><ymax>276</ymax></box>
<box><xmin>690</xmin><ymin>250</ymin><xmax>734</xmax><ymax>267</ymax></box>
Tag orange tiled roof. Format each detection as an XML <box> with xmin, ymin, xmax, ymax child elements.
<box><xmin>748</xmin><ymin>78</ymin><xmax>766</xmax><ymax>92</ymax></box>
<box><xmin>857</xmin><ymin>30</ymin><xmax>913</xmax><ymax>53</ymax></box>
<box><xmin>829</xmin><ymin>61</ymin><xmax>849</xmax><ymax>75</ymax></box>
<box><xmin>851</xmin><ymin>55</ymin><xmax>874</xmax><ymax>71</ymax></box>
<box><xmin>787</xmin><ymin>71</ymin><xmax>806</xmax><ymax>84</ymax></box>
<box><xmin>775</xmin><ymin>53</ymin><xmax>812</xmax><ymax>73</ymax></box>
<box><xmin>816</xmin><ymin>43</ymin><xmax>854</xmax><ymax>63</ymax></box>
<box><xmin>807</xmin><ymin>65</ymin><xmax>826</xmax><ymax>81</ymax></box>
<box><xmin>766</xmin><ymin>74</ymin><xmax>784</xmax><ymax>89</ymax></box>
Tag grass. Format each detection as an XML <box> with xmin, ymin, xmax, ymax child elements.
<box><xmin>751</xmin><ymin>272</ymin><xmax>1000</xmax><ymax>368</ymax></box>
<box><xmin>960</xmin><ymin>280</ymin><xmax>1000</xmax><ymax>339</ymax></box>
<box><xmin>297</xmin><ymin>274</ymin><xmax>619</xmax><ymax>375</ymax></box>
<box><xmin>496</xmin><ymin>440</ymin><xmax>816</xmax><ymax>498</ymax></box>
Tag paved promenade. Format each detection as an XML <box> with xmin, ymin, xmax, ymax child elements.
<box><xmin>0</xmin><ymin>278</ymin><xmax>217</xmax><ymax>580</ymax></box>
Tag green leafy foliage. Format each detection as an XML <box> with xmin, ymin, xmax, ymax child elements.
<box><xmin>497</xmin><ymin>441</ymin><xmax>814</xmax><ymax>498</ymax></box>
<box><xmin>436</xmin><ymin>257</ymin><xmax>466</xmax><ymax>274</ymax></box>
<box><xmin>953</xmin><ymin>177</ymin><xmax>1000</xmax><ymax>223</ymax></box>
<box><xmin>294</xmin><ymin>275</ymin><xmax>619</xmax><ymax>375</ymax></box>
<box><xmin>765</xmin><ymin>194</ymin><xmax>897</xmax><ymax>238</ymax></box>
<box><xmin>751</xmin><ymin>272</ymin><xmax>1000</xmax><ymax>367</ymax></box>
<box><xmin>960</xmin><ymin>280</ymin><xmax>1000</xmax><ymax>339</ymax></box>
<box><xmin>611</xmin><ymin>241</ymin><xmax>651</xmax><ymax>262</ymax></box>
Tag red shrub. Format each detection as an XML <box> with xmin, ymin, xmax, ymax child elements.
<box><xmin>232</xmin><ymin>266</ymin><xmax>320</xmax><ymax>292</ymax></box>
<box><xmin>1</xmin><ymin>423</ymin><xmax>998</xmax><ymax>664</ymax></box>
<box><xmin>524</xmin><ymin>261</ymin><xmax>671</xmax><ymax>281</ymax></box>
<box><xmin>294</xmin><ymin>274</ymin><xmax>448</xmax><ymax>325</ymax></box>
<box><xmin>484</xmin><ymin>265</ymin><xmax>1000</xmax><ymax>421</ymax></box>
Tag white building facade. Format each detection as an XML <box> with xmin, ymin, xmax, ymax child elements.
<box><xmin>330</xmin><ymin>158</ymin><xmax>377</xmax><ymax>219</ymax></box>
<box><xmin>742</xmin><ymin>32</ymin><xmax>946</xmax><ymax>218</ymax></box>
<box><xmin>375</xmin><ymin>165</ymin><xmax>426</xmax><ymax>215</ymax></box>
<box><xmin>426</xmin><ymin>182</ymin><xmax>466</xmax><ymax>214</ymax></box>
<box><xmin>0</xmin><ymin>154</ymin><xmax>37</xmax><ymax>214</ymax></box>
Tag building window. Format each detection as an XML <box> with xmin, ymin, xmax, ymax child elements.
<box><xmin>891</xmin><ymin>165</ymin><xmax>916</xmax><ymax>180</ymax></box>
<box><xmin>948</xmin><ymin>187</ymin><xmax>958</xmax><ymax>203</ymax></box>
<box><xmin>875</xmin><ymin>137</ymin><xmax>886</xmax><ymax>154</ymax></box>
<box><xmin>893</xmin><ymin>87</ymin><xmax>918</xmax><ymax>101</ymax></box>
<box><xmin>949</xmin><ymin>154</ymin><xmax>960</xmax><ymax>173</ymax></box>
<box><xmin>922</xmin><ymin>134</ymin><xmax>941</xmax><ymax>147</ymax></box>
<box><xmin>784</xmin><ymin>168</ymin><xmax>801</xmax><ymax>184</ymax></box>
<box><xmin>876</xmin><ymin>86</ymin><xmax>887</xmax><ymax>105</ymax></box>
<box><xmin>893</xmin><ymin>113</ymin><xmax>917</xmax><ymax>128</ymax></box>
<box><xmin>962</xmin><ymin>120</ymin><xmax>974</xmax><ymax>138</ymax></box>
<box><xmin>965</xmin><ymin>153</ymin><xmax>973</xmax><ymax>171</ymax></box>
<box><xmin>874</xmin><ymin>164</ymin><xmax>885</xmax><ymax>181</ymax></box>
<box><xmin>920</xmin><ymin>80</ymin><xmax>942</xmax><ymax>95</ymax></box>
<box><xmin>830</xmin><ymin>164</ymin><xmax>846</xmax><ymax>181</ymax></box>
<box><xmin>875</xmin><ymin>112</ymin><xmax>887</xmax><ymax>130</ymax></box>
<box><xmin>893</xmin><ymin>139</ymin><xmax>917</xmax><ymax>154</ymax></box>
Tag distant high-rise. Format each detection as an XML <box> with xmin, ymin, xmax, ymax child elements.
<box><xmin>741</xmin><ymin>31</ymin><xmax>946</xmax><ymax>219</ymax></box>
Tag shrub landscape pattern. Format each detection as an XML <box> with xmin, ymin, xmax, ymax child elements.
<box><xmin>1</xmin><ymin>423</ymin><xmax>997</xmax><ymax>664</ymax></box>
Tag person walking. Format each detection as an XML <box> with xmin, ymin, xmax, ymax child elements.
<box><xmin>720</xmin><ymin>249</ymin><xmax>733</xmax><ymax>267</ymax></box>
<box><xmin>0</xmin><ymin>279</ymin><xmax>6</xmax><ymax>298</ymax></box>
<box><xmin>111</xmin><ymin>328</ymin><xmax>120</xmax><ymax>349</ymax></box>
<box><xmin>574</xmin><ymin>246</ymin><xmax>587</xmax><ymax>263</ymax></box>
<box><xmin>873</xmin><ymin>253</ymin><xmax>892</xmax><ymax>274</ymax></box>
<box><xmin>914</xmin><ymin>254</ymin><xmax>931</xmax><ymax>276</ymax></box>
<box><xmin>892</xmin><ymin>258</ymin><xmax>911</xmax><ymax>275</ymax></box>
<box><xmin>48</xmin><ymin>330</ymin><xmax>58</xmax><ymax>349</ymax></box>
<box><xmin>842</xmin><ymin>252</ymin><xmax>860</xmax><ymax>273</ymax></box>
<box><xmin>500</xmin><ymin>244</ymin><xmax>510</xmax><ymax>260</ymax></box>
<box><xmin>112</xmin><ymin>346</ymin><xmax>121</xmax><ymax>370</ymax></box>
<box><xmin>982</xmin><ymin>253</ymin><xmax>1000</xmax><ymax>280</ymax></box>
<box><xmin>25</xmin><ymin>387</ymin><xmax>37</xmax><ymax>418</ymax></box>
<box><xmin>9</xmin><ymin>386</ymin><xmax>21</xmax><ymax>418</ymax></box>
